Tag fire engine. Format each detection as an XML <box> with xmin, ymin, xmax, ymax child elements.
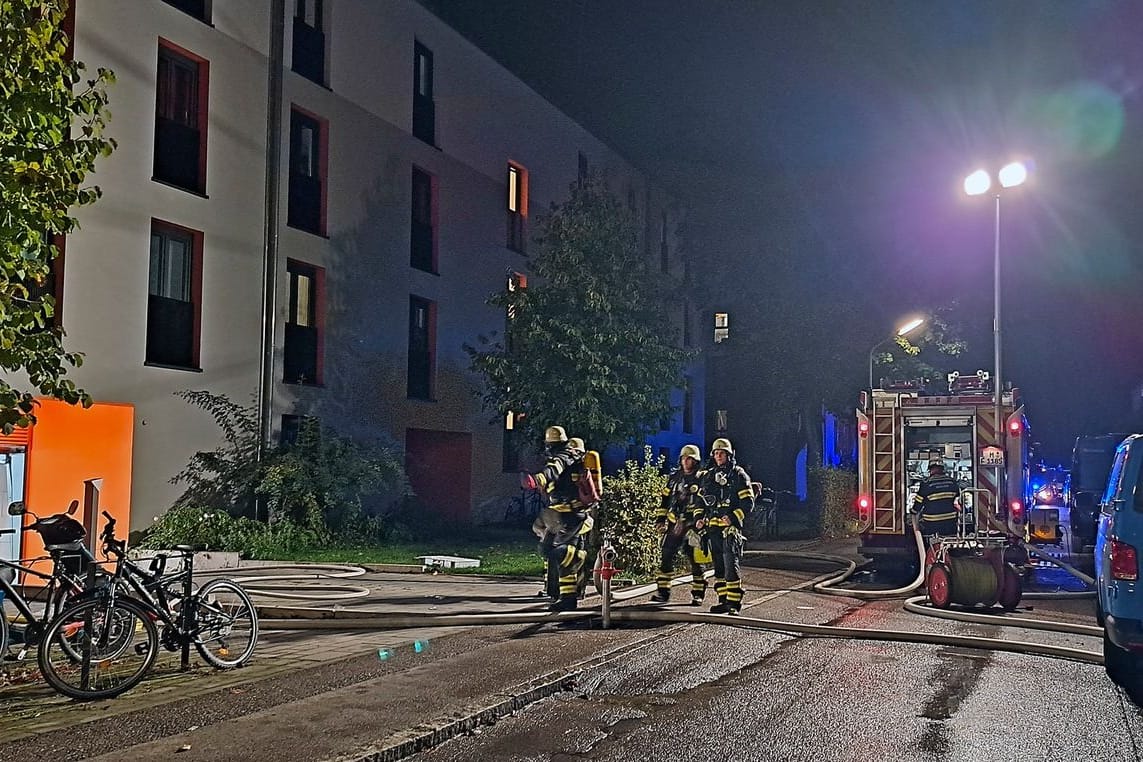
<box><xmin>855</xmin><ymin>370</ymin><xmax>1030</xmax><ymax>567</ymax></box>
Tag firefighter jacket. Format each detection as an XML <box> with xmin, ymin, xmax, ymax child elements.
<box><xmin>531</xmin><ymin>444</ymin><xmax>587</xmax><ymax>512</ymax></box>
<box><xmin>699</xmin><ymin>461</ymin><xmax>754</xmax><ymax>529</ymax></box>
<box><xmin>912</xmin><ymin>473</ymin><xmax>960</xmax><ymax>525</ymax></box>
<box><xmin>657</xmin><ymin>467</ymin><xmax>704</xmax><ymax>526</ymax></box>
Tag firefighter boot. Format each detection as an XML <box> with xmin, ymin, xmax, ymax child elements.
<box><xmin>709</xmin><ymin>602</ymin><xmax>731</xmax><ymax>614</ymax></box>
<box><xmin>650</xmin><ymin>588</ymin><xmax>670</xmax><ymax>603</ymax></box>
<box><xmin>548</xmin><ymin>596</ymin><xmax>577</xmax><ymax>612</ymax></box>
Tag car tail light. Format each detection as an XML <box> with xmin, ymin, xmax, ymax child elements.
<box><xmin>1111</xmin><ymin>538</ymin><xmax>1139</xmax><ymax>581</ymax></box>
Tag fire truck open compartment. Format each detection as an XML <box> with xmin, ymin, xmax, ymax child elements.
<box><xmin>903</xmin><ymin>415</ymin><xmax>975</xmax><ymax>514</ymax></box>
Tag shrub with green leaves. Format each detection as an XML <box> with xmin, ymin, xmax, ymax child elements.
<box><xmin>138</xmin><ymin>504</ymin><xmax>323</xmax><ymax>558</ymax></box>
<box><xmin>595</xmin><ymin>447</ymin><xmax>667</xmax><ymax>576</ymax></box>
<box><xmin>168</xmin><ymin>391</ymin><xmax>407</xmax><ymax>542</ymax></box>
<box><xmin>809</xmin><ymin>464</ymin><xmax>857</xmax><ymax>539</ymax></box>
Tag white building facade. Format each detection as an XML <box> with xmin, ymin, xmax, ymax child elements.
<box><xmin>51</xmin><ymin>0</ymin><xmax>701</xmax><ymax>528</ymax></box>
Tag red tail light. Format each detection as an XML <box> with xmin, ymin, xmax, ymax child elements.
<box><xmin>1111</xmin><ymin>538</ymin><xmax>1138</xmax><ymax>581</ymax></box>
<box><xmin>858</xmin><ymin>420</ymin><xmax>870</xmax><ymax>438</ymax></box>
<box><xmin>1008</xmin><ymin>419</ymin><xmax>1022</xmax><ymax>436</ymax></box>
<box><xmin>1009</xmin><ymin>500</ymin><xmax>1024</xmax><ymax>520</ymax></box>
<box><xmin>856</xmin><ymin>495</ymin><xmax>871</xmax><ymax>516</ymax></box>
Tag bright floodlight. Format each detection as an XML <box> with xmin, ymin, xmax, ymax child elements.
<box><xmin>896</xmin><ymin>318</ymin><xmax>925</xmax><ymax>336</ymax></box>
<box><xmin>964</xmin><ymin>169</ymin><xmax>991</xmax><ymax>196</ymax></box>
<box><xmin>998</xmin><ymin>161</ymin><xmax>1028</xmax><ymax>188</ymax></box>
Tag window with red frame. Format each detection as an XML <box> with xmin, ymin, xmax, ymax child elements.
<box><xmin>155</xmin><ymin>43</ymin><xmax>208</xmax><ymax>194</ymax></box>
<box><xmin>507</xmin><ymin>163</ymin><xmax>528</xmax><ymax>253</ymax></box>
<box><xmin>284</xmin><ymin>260</ymin><xmax>323</xmax><ymax>385</ymax></box>
<box><xmin>288</xmin><ymin>108</ymin><xmax>327</xmax><ymax>235</ymax></box>
<box><xmin>147</xmin><ymin>222</ymin><xmax>201</xmax><ymax>369</ymax></box>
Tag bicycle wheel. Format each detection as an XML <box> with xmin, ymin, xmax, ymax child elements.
<box><xmin>38</xmin><ymin>596</ymin><xmax>158</xmax><ymax>701</ymax></box>
<box><xmin>193</xmin><ymin>578</ymin><xmax>258</xmax><ymax>668</ymax></box>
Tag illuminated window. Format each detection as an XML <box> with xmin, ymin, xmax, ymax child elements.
<box><xmin>507</xmin><ymin>163</ymin><xmax>527</xmax><ymax>252</ymax></box>
<box><xmin>284</xmin><ymin>260</ymin><xmax>323</xmax><ymax>385</ymax></box>
<box><xmin>714</xmin><ymin>312</ymin><xmax>729</xmax><ymax>343</ymax></box>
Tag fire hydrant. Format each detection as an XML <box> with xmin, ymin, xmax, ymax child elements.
<box><xmin>598</xmin><ymin>539</ymin><xmax>620</xmax><ymax>629</ymax></box>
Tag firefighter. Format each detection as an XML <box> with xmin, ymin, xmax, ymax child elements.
<box><xmin>532</xmin><ymin>435</ymin><xmax>591</xmax><ymax>601</ymax></box>
<box><xmin>521</xmin><ymin>426</ymin><xmax>592</xmax><ymax>611</ymax></box>
<box><xmin>651</xmin><ymin>444</ymin><xmax>710</xmax><ymax>605</ymax></box>
<box><xmin>697</xmin><ymin>438</ymin><xmax>755</xmax><ymax>614</ymax></box>
<box><xmin>911</xmin><ymin>461</ymin><xmax>960</xmax><ymax>538</ymax></box>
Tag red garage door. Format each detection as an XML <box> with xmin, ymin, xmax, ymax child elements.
<box><xmin>405</xmin><ymin>428</ymin><xmax>472</xmax><ymax>521</ymax></box>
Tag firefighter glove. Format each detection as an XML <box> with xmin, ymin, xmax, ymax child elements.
<box><xmin>520</xmin><ymin>472</ymin><xmax>538</xmax><ymax>491</ymax></box>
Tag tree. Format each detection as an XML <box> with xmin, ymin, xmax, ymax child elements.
<box><xmin>0</xmin><ymin>0</ymin><xmax>116</xmax><ymax>432</ymax></box>
<box><xmin>467</xmin><ymin>176</ymin><xmax>692</xmax><ymax>450</ymax></box>
<box><xmin>871</xmin><ymin>302</ymin><xmax>969</xmax><ymax>389</ymax></box>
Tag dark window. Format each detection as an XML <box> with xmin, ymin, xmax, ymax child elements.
<box><xmin>408</xmin><ymin>296</ymin><xmax>435</xmax><ymax>400</ymax></box>
<box><xmin>577</xmin><ymin>152</ymin><xmax>588</xmax><ymax>186</ymax></box>
<box><xmin>292</xmin><ymin>0</ymin><xmax>325</xmax><ymax>85</ymax></box>
<box><xmin>280</xmin><ymin>414</ymin><xmax>301</xmax><ymax>448</ymax></box>
<box><xmin>507</xmin><ymin>163</ymin><xmax>526</xmax><ymax>253</ymax></box>
<box><xmin>627</xmin><ymin>186</ymin><xmax>637</xmax><ymax>214</ymax></box>
<box><xmin>147</xmin><ymin>222</ymin><xmax>200</xmax><ymax>369</ymax></box>
<box><xmin>683</xmin><ymin>382</ymin><xmax>694</xmax><ymax>434</ymax></box>
<box><xmin>161</xmin><ymin>0</ymin><xmax>210</xmax><ymax>22</ymax></box>
<box><xmin>413</xmin><ymin>41</ymin><xmax>435</xmax><ymax>145</ymax></box>
<box><xmin>411</xmin><ymin>167</ymin><xmax>436</xmax><ymax>272</ymax></box>
<box><xmin>660</xmin><ymin>211</ymin><xmax>669</xmax><ymax>274</ymax></box>
<box><xmin>505</xmin><ymin>272</ymin><xmax>526</xmax><ymax>354</ymax></box>
<box><xmin>502</xmin><ymin>410</ymin><xmax>522</xmax><ymax>472</ymax></box>
<box><xmin>284</xmin><ymin>260</ymin><xmax>322</xmax><ymax>384</ymax></box>
<box><xmin>682</xmin><ymin>298</ymin><xmax>691</xmax><ymax>348</ymax></box>
<box><xmin>155</xmin><ymin>44</ymin><xmax>207</xmax><ymax>193</ymax></box>
<box><xmin>288</xmin><ymin>108</ymin><xmax>325</xmax><ymax>235</ymax></box>
<box><xmin>23</xmin><ymin>235</ymin><xmax>65</xmax><ymax>329</ymax></box>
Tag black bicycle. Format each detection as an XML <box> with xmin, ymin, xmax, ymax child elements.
<box><xmin>0</xmin><ymin>500</ymin><xmax>109</xmax><ymax>662</ymax></box>
<box><xmin>37</xmin><ymin>511</ymin><xmax>258</xmax><ymax>700</ymax></box>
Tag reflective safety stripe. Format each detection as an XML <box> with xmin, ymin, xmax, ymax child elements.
<box><xmin>927</xmin><ymin>492</ymin><xmax>958</xmax><ymax>500</ymax></box>
<box><xmin>922</xmin><ymin>512</ymin><xmax>957</xmax><ymax>522</ymax></box>
<box><xmin>732</xmin><ymin>509</ymin><xmax>745</xmax><ymax>524</ymax></box>
<box><xmin>549</xmin><ymin>501</ymin><xmax>584</xmax><ymax>512</ymax></box>
<box><xmin>563</xmin><ymin>545</ymin><xmax>576</xmax><ymax>566</ymax></box>
<box><xmin>737</xmin><ymin>489</ymin><xmax>753</xmax><ymax>500</ymax></box>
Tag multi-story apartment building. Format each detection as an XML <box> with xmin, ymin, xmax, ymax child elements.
<box><xmin>1</xmin><ymin>0</ymin><xmax>702</xmax><ymax>532</ymax></box>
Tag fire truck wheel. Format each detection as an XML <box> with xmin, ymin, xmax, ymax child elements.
<box><xmin>998</xmin><ymin>563</ymin><xmax>1022</xmax><ymax>612</ymax></box>
<box><xmin>927</xmin><ymin>563</ymin><xmax>953</xmax><ymax>609</ymax></box>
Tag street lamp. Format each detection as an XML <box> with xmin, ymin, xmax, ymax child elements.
<box><xmin>963</xmin><ymin>160</ymin><xmax>1029</xmax><ymax>423</ymax></box>
<box><xmin>868</xmin><ymin>317</ymin><xmax>927</xmax><ymax>390</ymax></box>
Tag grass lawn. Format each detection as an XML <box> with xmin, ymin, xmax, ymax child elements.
<box><xmin>265</xmin><ymin>525</ymin><xmax>545</xmax><ymax>577</ymax></box>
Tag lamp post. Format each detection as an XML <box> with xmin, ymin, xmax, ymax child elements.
<box><xmin>868</xmin><ymin>317</ymin><xmax>926</xmax><ymax>391</ymax></box>
<box><xmin>963</xmin><ymin>161</ymin><xmax>1028</xmax><ymax>427</ymax></box>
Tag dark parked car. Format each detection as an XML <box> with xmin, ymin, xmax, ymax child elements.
<box><xmin>1071</xmin><ymin>433</ymin><xmax>1129</xmax><ymax>549</ymax></box>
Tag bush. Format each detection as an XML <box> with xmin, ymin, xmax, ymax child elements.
<box><xmin>169</xmin><ymin>391</ymin><xmax>407</xmax><ymax>541</ymax></box>
<box><xmin>138</xmin><ymin>504</ymin><xmax>324</xmax><ymax>558</ymax></box>
<box><xmin>808</xmin><ymin>465</ymin><xmax>857</xmax><ymax>539</ymax></box>
<box><xmin>595</xmin><ymin>447</ymin><xmax>667</xmax><ymax>577</ymax></box>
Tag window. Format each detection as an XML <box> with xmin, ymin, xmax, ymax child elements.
<box><xmin>505</xmin><ymin>271</ymin><xmax>526</xmax><ymax>354</ymax></box>
<box><xmin>413</xmin><ymin>41</ymin><xmax>435</xmax><ymax>145</ymax></box>
<box><xmin>284</xmin><ymin>260</ymin><xmax>323</xmax><ymax>385</ymax></box>
<box><xmin>714</xmin><ymin>312</ymin><xmax>730</xmax><ymax>343</ymax></box>
<box><xmin>507</xmin><ymin>163</ymin><xmax>527</xmax><ymax>253</ymax></box>
<box><xmin>503</xmin><ymin>410</ymin><xmax>524</xmax><ymax>472</ymax></box>
<box><xmin>660</xmin><ymin>211</ymin><xmax>669</xmax><ymax>274</ymax></box>
<box><xmin>682</xmin><ymin>299</ymin><xmax>691</xmax><ymax>348</ymax></box>
<box><xmin>288</xmin><ymin>107</ymin><xmax>326</xmax><ymax>235</ymax></box>
<box><xmin>146</xmin><ymin>221</ymin><xmax>201</xmax><ymax>369</ymax></box>
<box><xmin>411</xmin><ymin>166</ymin><xmax>437</xmax><ymax>272</ymax></box>
<box><xmin>577</xmin><ymin>152</ymin><xmax>588</xmax><ymax>186</ymax></box>
<box><xmin>280</xmin><ymin>415</ymin><xmax>301</xmax><ymax>447</ymax></box>
<box><xmin>292</xmin><ymin>0</ymin><xmax>326</xmax><ymax>85</ymax></box>
<box><xmin>154</xmin><ymin>42</ymin><xmax>208</xmax><ymax>193</ymax></box>
<box><xmin>684</xmin><ymin>383</ymin><xmax>695</xmax><ymax>434</ymax></box>
<box><xmin>408</xmin><ymin>296</ymin><xmax>436</xmax><ymax>400</ymax></box>
<box><xmin>161</xmin><ymin>0</ymin><xmax>210</xmax><ymax>23</ymax></box>
<box><xmin>23</xmin><ymin>235</ymin><xmax>65</xmax><ymax>329</ymax></box>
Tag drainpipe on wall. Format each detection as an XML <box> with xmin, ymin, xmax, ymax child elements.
<box><xmin>256</xmin><ymin>0</ymin><xmax>286</xmax><ymax>521</ymax></box>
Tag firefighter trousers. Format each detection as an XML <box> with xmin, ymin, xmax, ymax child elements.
<box><xmin>656</xmin><ymin>523</ymin><xmax>708</xmax><ymax>600</ymax></box>
<box><xmin>707</xmin><ymin>528</ymin><xmax>744</xmax><ymax>610</ymax></box>
<box><xmin>546</xmin><ymin>511</ymin><xmax>592</xmax><ymax>604</ymax></box>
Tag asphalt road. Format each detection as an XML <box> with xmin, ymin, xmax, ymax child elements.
<box><xmin>408</xmin><ymin>566</ymin><xmax>1141</xmax><ymax>762</ymax></box>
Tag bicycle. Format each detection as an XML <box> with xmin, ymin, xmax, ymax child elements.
<box><xmin>37</xmin><ymin>510</ymin><xmax>259</xmax><ymax>700</ymax></box>
<box><xmin>0</xmin><ymin>499</ymin><xmax>112</xmax><ymax>662</ymax></box>
<box><xmin>754</xmin><ymin>488</ymin><xmax>796</xmax><ymax>540</ymax></box>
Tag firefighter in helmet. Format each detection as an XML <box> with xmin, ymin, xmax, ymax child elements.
<box><xmin>521</xmin><ymin>425</ymin><xmax>592</xmax><ymax>611</ymax></box>
<box><xmin>697</xmin><ymin>437</ymin><xmax>755</xmax><ymax>614</ymax></box>
<box><xmin>911</xmin><ymin>461</ymin><xmax>960</xmax><ymax>538</ymax></box>
<box><xmin>651</xmin><ymin>444</ymin><xmax>711</xmax><ymax>605</ymax></box>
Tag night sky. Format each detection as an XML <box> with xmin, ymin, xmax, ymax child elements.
<box><xmin>421</xmin><ymin>0</ymin><xmax>1143</xmax><ymax>461</ymax></box>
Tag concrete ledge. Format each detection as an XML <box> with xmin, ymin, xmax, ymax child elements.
<box><xmin>359</xmin><ymin>563</ymin><xmax>425</xmax><ymax>574</ymax></box>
